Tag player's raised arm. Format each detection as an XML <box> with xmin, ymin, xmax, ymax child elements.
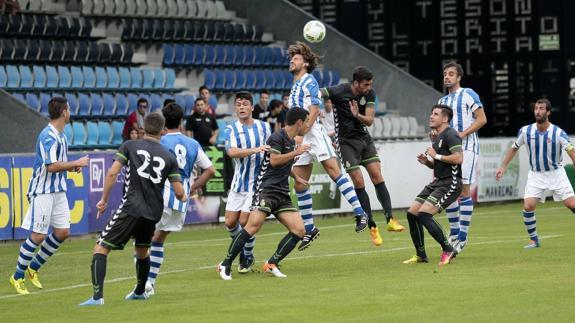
<box><xmin>270</xmin><ymin>143</ymin><xmax>311</xmax><ymax>167</ymax></box>
<box><xmin>190</xmin><ymin>148</ymin><xmax>216</xmax><ymax>195</ymax></box>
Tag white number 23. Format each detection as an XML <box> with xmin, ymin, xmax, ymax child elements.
<box><xmin>136</xmin><ymin>150</ymin><xmax>166</xmax><ymax>184</ymax></box>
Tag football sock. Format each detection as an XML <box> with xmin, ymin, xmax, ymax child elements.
<box><xmin>522</xmin><ymin>210</ymin><xmax>538</xmax><ymax>242</ymax></box>
<box><xmin>227</xmin><ymin>223</ymin><xmax>241</xmax><ymax>237</ymax></box>
<box><xmin>222</xmin><ymin>229</ymin><xmax>252</xmax><ymax>267</ymax></box>
<box><xmin>418</xmin><ymin>212</ymin><xmax>453</xmax><ymax>252</ymax></box>
<box><xmin>29</xmin><ymin>233</ymin><xmax>63</xmax><ymax>272</ymax></box>
<box><xmin>268</xmin><ymin>232</ymin><xmax>301</xmax><ymax>265</ymax></box>
<box><xmin>296</xmin><ymin>189</ymin><xmax>315</xmax><ymax>233</ymax></box>
<box><xmin>374</xmin><ymin>181</ymin><xmax>393</xmax><ymax>222</ymax></box>
<box><xmin>445</xmin><ymin>201</ymin><xmax>460</xmax><ymax>237</ymax></box>
<box><xmin>147</xmin><ymin>242</ymin><xmax>164</xmax><ymax>286</ymax></box>
<box><xmin>14</xmin><ymin>238</ymin><xmax>38</xmax><ymax>279</ymax></box>
<box><xmin>243</xmin><ymin>235</ymin><xmax>256</xmax><ymax>258</ymax></box>
<box><xmin>91</xmin><ymin>253</ymin><xmax>107</xmax><ymax>300</ymax></box>
<box><xmin>458</xmin><ymin>197</ymin><xmax>473</xmax><ymax>242</ymax></box>
<box><xmin>335</xmin><ymin>174</ymin><xmax>364</xmax><ymax>217</ymax></box>
<box><xmin>355</xmin><ymin>187</ymin><xmax>375</xmax><ymax>228</ymax></box>
<box><xmin>134</xmin><ymin>257</ymin><xmax>150</xmax><ymax>295</ymax></box>
<box><xmin>407</xmin><ymin>212</ymin><xmax>426</xmax><ymax>258</ymax></box>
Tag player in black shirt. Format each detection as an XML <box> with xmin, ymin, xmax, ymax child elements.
<box><xmin>217</xmin><ymin>108</ymin><xmax>311</xmax><ymax>280</ymax></box>
<box><xmin>403</xmin><ymin>105</ymin><xmax>462</xmax><ymax>266</ymax></box>
<box><xmin>321</xmin><ymin>66</ymin><xmax>405</xmax><ymax>247</ymax></box>
<box><xmin>80</xmin><ymin>113</ymin><xmax>186</xmax><ymax>306</ymax></box>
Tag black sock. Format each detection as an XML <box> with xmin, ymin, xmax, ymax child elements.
<box><xmin>134</xmin><ymin>257</ymin><xmax>150</xmax><ymax>295</ymax></box>
<box><xmin>222</xmin><ymin>229</ymin><xmax>252</xmax><ymax>267</ymax></box>
<box><xmin>571</xmin><ymin>208</ymin><xmax>575</xmax><ymax>214</ymax></box>
<box><xmin>91</xmin><ymin>253</ymin><xmax>107</xmax><ymax>300</ymax></box>
<box><xmin>374</xmin><ymin>182</ymin><xmax>393</xmax><ymax>222</ymax></box>
<box><xmin>417</xmin><ymin>212</ymin><xmax>453</xmax><ymax>252</ymax></box>
<box><xmin>407</xmin><ymin>212</ymin><xmax>426</xmax><ymax>258</ymax></box>
<box><xmin>355</xmin><ymin>187</ymin><xmax>375</xmax><ymax>228</ymax></box>
<box><xmin>268</xmin><ymin>232</ymin><xmax>301</xmax><ymax>265</ymax></box>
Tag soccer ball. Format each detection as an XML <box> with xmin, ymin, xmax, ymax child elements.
<box><xmin>303</xmin><ymin>20</ymin><xmax>326</xmax><ymax>43</ymax></box>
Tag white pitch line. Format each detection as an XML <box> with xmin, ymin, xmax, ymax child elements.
<box><xmin>0</xmin><ymin>234</ymin><xmax>563</xmax><ymax>300</ymax></box>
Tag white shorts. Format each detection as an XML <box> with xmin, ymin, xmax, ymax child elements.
<box><xmin>22</xmin><ymin>192</ymin><xmax>70</xmax><ymax>234</ymax></box>
<box><xmin>156</xmin><ymin>208</ymin><xmax>186</xmax><ymax>232</ymax></box>
<box><xmin>524</xmin><ymin>168</ymin><xmax>575</xmax><ymax>202</ymax></box>
<box><xmin>294</xmin><ymin>124</ymin><xmax>336</xmax><ymax>166</ymax></box>
<box><xmin>462</xmin><ymin>150</ymin><xmax>478</xmax><ymax>185</ymax></box>
<box><xmin>225</xmin><ymin>191</ymin><xmax>253</xmax><ymax>213</ymax></box>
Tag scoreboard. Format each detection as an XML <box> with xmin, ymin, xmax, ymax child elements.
<box><xmin>291</xmin><ymin>0</ymin><xmax>575</xmax><ymax>136</ymax></box>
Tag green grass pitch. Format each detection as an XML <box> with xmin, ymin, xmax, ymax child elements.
<box><xmin>0</xmin><ymin>201</ymin><xmax>574</xmax><ymax>322</ymax></box>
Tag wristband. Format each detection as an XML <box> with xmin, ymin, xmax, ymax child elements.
<box><xmin>434</xmin><ymin>154</ymin><xmax>443</xmax><ymax>161</ymax></box>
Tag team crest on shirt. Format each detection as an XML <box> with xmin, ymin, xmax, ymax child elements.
<box><xmin>360</xmin><ymin>97</ymin><xmax>366</xmax><ymax>105</ymax></box>
<box><xmin>260</xmin><ymin>199</ymin><xmax>266</xmax><ymax>206</ymax></box>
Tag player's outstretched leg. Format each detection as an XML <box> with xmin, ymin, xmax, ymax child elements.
<box><xmin>26</xmin><ymin>233</ymin><xmax>65</xmax><ymax>289</ymax></box>
<box><xmin>456</xmin><ymin>196</ymin><xmax>473</xmax><ymax>252</ymax></box>
<box><xmin>146</xmin><ymin>241</ymin><xmax>164</xmax><ymax>295</ymax></box>
<box><xmin>126</xmin><ymin>256</ymin><xmax>151</xmax><ymax>300</ymax></box>
<box><xmin>79</xmin><ymin>253</ymin><xmax>107</xmax><ymax>306</ymax></box>
<box><xmin>334</xmin><ymin>174</ymin><xmax>368</xmax><ymax>232</ymax></box>
<box><xmin>218</xmin><ymin>229</ymin><xmax>253</xmax><ymax>280</ymax></box>
<box><xmin>403</xmin><ymin>212</ymin><xmax>428</xmax><ymax>264</ymax></box>
<box><xmin>355</xmin><ymin>187</ymin><xmax>381</xmax><ymax>246</ymax></box>
<box><xmin>263</xmin><ymin>232</ymin><xmax>301</xmax><ymax>278</ymax></box>
<box><xmin>445</xmin><ymin>201</ymin><xmax>460</xmax><ymax>244</ymax></box>
<box><xmin>9</xmin><ymin>237</ymin><xmax>39</xmax><ymax>295</ymax></box>
<box><xmin>297</xmin><ymin>189</ymin><xmax>320</xmax><ymax>251</ymax></box>
<box><xmin>417</xmin><ymin>212</ymin><xmax>454</xmax><ymax>266</ymax></box>
<box><xmin>522</xmin><ymin>210</ymin><xmax>540</xmax><ymax>249</ymax></box>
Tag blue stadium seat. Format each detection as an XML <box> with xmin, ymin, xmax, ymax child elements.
<box><xmin>284</xmin><ymin>71</ymin><xmax>293</xmax><ymax>90</ymax></box>
<box><xmin>161</xmin><ymin>93</ymin><xmax>174</xmax><ymax>105</ymax></box>
<box><xmin>142</xmin><ymin>69</ymin><xmax>154</xmax><ymax>89</ymax></box>
<box><xmin>71</xmin><ymin>122</ymin><xmax>87</xmax><ymax>147</ymax></box>
<box><xmin>184</xmin><ymin>44</ymin><xmax>194</xmax><ymax>65</ymax></box>
<box><xmin>216</xmin><ymin>119</ymin><xmax>228</xmax><ymax>145</ymax></box>
<box><xmin>272</xmin><ymin>47</ymin><xmax>284</xmax><ymax>67</ymax></box>
<box><xmin>0</xmin><ymin>66</ymin><xmax>6</xmax><ymax>88</ymax></box>
<box><xmin>192</xmin><ymin>44</ymin><xmax>205</xmax><ymax>66</ymax></box>
<box><xmin>263</xmin><ymin>47</ymin><xmax>273</xmax><ymax>66</ymax></box>
<box><xmin>265</xmin><ymin>70</ymin><xmax>276</xmax><ymax>90</ymax></box>
<box><xmin>223</xmin><ymin>45</ymin><xmax>234</xmax><ymax>66</ymax></box>
<box><xmin>107</xmin><ymin>67</ymin><xmax>120</xmax><ymax>89</ymax></box>
<box><xmin>86</xmin><ymin>121</ymin><xmax>99</xmax><ymax>146</ymax></box>
<box><xmin>245</xmin><ymin>70</ymin><xmax>255</xmax><ymax>91</ymax></box>
<box><xmin>70</xmin><ymin>66</ymin><xmax>84</xmax><ymax>89</ymax></box>
<box><xmin>165</xmin><ymin>68</ymin><xmax>176</xmax><ymax>89</ymax></box>
<box><xmin>223</xmin><ymin>70</ymin><xmax>234</xmax><ymax>91</ymax></box>
<box><xmin>102</xmin><ymin>93</ymin><xmax>116</xmax><ymax>116</ymax></box>
<box><xmin>203</xmin><ymin>69</ymin><xmax>216</xmax><ymax>90</ymax></box>
<box><xmin>244</xmin><ymin>46</ymin><xmax>255</xmax><ymax>66</ymax></box>
<box><xmin>97</xmin><ymin>121</ymin><xmax>113</xmax><ymax>147</ymax></box>
<box><xmin>64</xmin><ymin>123</ymin><xmax>73</xmax><ymax>143</ymax></box>
<box><xmin>39</xmin><ymin>93</ymin><xmax>51</xmax><ymax>117</ymax></box>
<box><xmin>331</xmin><ymin>70</ymin><xmax>340</xmax><ymax>85</ymax></box>
<box><xmin>312</xmin><ymin>70</ymin><xmax>322</xmax><ymax>88</ymax></box>
<box><xmin>77</xmin><ymin>93</ymin><xmax>91</xmax><ymax>117</ymax></box>
<box><xmin>82</xmin><ymin>66</ymin><xmax>96</xmax><ymax>89</ymax></box>
<box><xmin>6</xmin><ymin>65</ymin><xmax>20</xmax><ymax>89</ymax></box>
<box><xmin>204</xmin><ymin>45</ymin><xmax>215</xmax><ymax>66</ymax></box>
<box><xmin>95</xmin><ymin>67</ymin><xmax>107</xmax><ymax>89</ymax></box>
<box><xmin>174</xmin><ymin>94</ymin><xmax>186</xmax><ymax>110</ymax></box>
<box><xmin>115</xmin><ymin>93</ymin><xmax>128</xmax><ymax>116</ymax></box>
<box><xmin>173</xmin><ymin>44</ymin><xmax>184</xmax><ymax>66</ymax></box>
<box><xmin>56</xmin><ymin>66</ymin><xmax>71</xmax><ymax>89</ymax></box>
<box><xmin>90</xmin><ymin>93</ymin><xmax>104</xmax><ymax>116</ymax></box>
<box><xmin>254</xmin><ymin>70</ymin><xmax>266</xmax><ymax>90</ymax></box>
<box><xmin>254</xmin><ymin>47</ymin><xmax>264</xmax><ymax>67</ymax></box>
<box><xmin>232</xmin><ymin>45</ymin><xmax>244</xmax><ymax>66</ymax></box>
<box><xmin>65</xmin><ymin>93</ymin><xmax>79</xmax><ymax>114</ymax></box>
<box><xmin>127</xmin><ymin>93</ymin><xmax>138</xmax><ymax>115</ymax></box>
<box><xmin>153</xmin><ymin>68</ymin><xmax>165</xmax><ymax>89</ymax></box>
<box><xmin>184</xmin><ymin>95</ymin><xmax>195</xmax><ymax>115</ymax></box>
<box><xmin>26</xmin><ymin>93</ymin><xmax>40</xmax><ymax>111</ymax></box>
<box><xmin>150</xmin><ymin>93</ymin><xmax>162</xmax><ymax>112</ymax></box>
<box><xmin>119</xmin><ymin>67</ymin><xmax>131</xmax><ymax>89</ymax></box>
<box><xmin>19</xmin><ymin>66</ymin><xmax>33</xmax><ymax>89</ymax></box>
<box><xmin>111</xmin><ymin>120</ymin><xmax>124</xmax><ymax>145</ymax></box>
<box><xmin>130</xmin><ymin>67</ymin><xmax>143</xmax><ymax>89</ymax></box>
<box><xmin>234</xmin><ymin>70</ymin><xmax>246</xmax><ymax>90</ymax></box>
<box><xmin>12</xmin><ymin>93</ymin><xmax>26</xmax><ymax>104</ymax></box>
<box><xmin>208</xmin><ymin>96</ymin><xmax>217</xmax><ymax>110</ymax></box>
<box><xmin>213</xmin><ymin>69</ymin><xmax>225</xmax><ymax>91</ymax></box>
<box><xmin>214</xmin><ymin>45</ymin><xmax>225</xmax><ymax>65</ymax></box>
<box><xmin>45</xmin><ymin>66</ymin><xmax>59</xmax><ymax>89</ymax></box>
<box><xmin>274</xmin><ymin>70</ymin><xmax>285</xmax><ymax>90</ymax></box>
<box><xmin>163</xmin><ymin>43</ymin><xmax>174</xmax><ymax>66</ymax></box>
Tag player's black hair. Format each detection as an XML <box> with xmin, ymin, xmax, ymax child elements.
<box><xmin>163</xmin><ymin>98</ymin><xmax>176</xmax><ymax>108</ymax></box>
<box><xmin>137</xmin><ymin>98</ymin><xmax>149</xmax><ymax>107</ymax></box>
<box><xmin>352</xmin><ymin>66</ymin><xmax>374</xmax><ymax>83</ymax></box>
<box><xmin>432</xmin><ymin>104</ymin><xmax>453</xmax><ymax>123</ymax></box>
<box><xmin>235</xmin><ymin>91</ymin><xmax>253</xmax><ymax>104</ymax></box>
<box><xmin>269</xmin><ymin>99</ymin><xmax>284</xmax><ymax>110</ymax></box>
<box><xmin>260</xmin><ymin>89</ymin><xmax>269</xmax><ymax>96</ymax></box>
<box><xmin>199</xmin><ymin>85</ymin><xmax>209</xmax><ymax>94</ymax></box>
<box><xmin>286</xmin><ymin>108</ymin><xmax>309</xmax><ymax>126</ymax></box>
<box><xmin>442</xmin><ymin>61</ymin><xmax>464</xmax><ymax>78</ymax></box>
<box><xmin>535</xmin><ymin>98</ymin><xmax>552</xmax><ymax>112</ymax></box>
<box><xmin>162</xmin><ymin>103</ymin><xmax>184</xmax><ymax>130</ymax></box>
<box><xmin>194</xmin><ymin>97</ymin><xmax>206</xmax><ymax>105</ymax></box>
<box><xmin>144</xmin><ymin>112</ymin><xmax>166</xmax><ymax>136</ymax></box>
<box><xmin>48</xmin><ymin>96</ymin><xmax>68</xmax><ymax>120</ymax></box>
<box><xmin>288</xmin><ymin>41</ymin><xmax>319</xmax><ymax>73</ymax></box>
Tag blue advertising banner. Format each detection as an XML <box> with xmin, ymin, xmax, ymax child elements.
<box><xmin>0</xmin><ymin>156</ymin><xmax>13</xmax><ymax>240</ymax></box>
<box><xmin>87</xmin><ymin>152</ymin><xmax>125</xmax><ymax>232</ymax></box>
<box><xmin>12</xmin><ymin>155</ymin><xmax>90</xmax><ymax>240</ymax></box>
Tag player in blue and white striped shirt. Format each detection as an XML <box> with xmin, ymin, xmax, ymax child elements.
<box><xmin>438</xmin><ymin>61</ymin><xmax>487</xmax><ymax>253</ymax></box>
<box><xmin>224</xmin><ymin>91</ymin><xmax>271</xmax><ymax>273</ymax></box>
<box><xmin>288</xmin><ymin>42</ymin><xmax>369</xmax><ymax>251</ymax></box>
<box><xmin>145</xmin><ymin>103</ymin><xmax>215</xmax><ymax>295</ymax></box>
<box><xmin>496</xmin><ymin>99</ymin><xmax>575</xmax><ymax>248</ymax></box>
<box><xmin>9</xmin><ymin>97</ymin><xmax>90</xmax><ymax>295</ymax></box>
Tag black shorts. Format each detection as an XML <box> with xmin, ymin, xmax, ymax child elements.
<box><xmin>97</xmin><ymin>211</ymin><xmax>156</xmax><ymax>250</ymax></box>
<box><xmin>339</xmin><ymin>135</ymin><xmax>380</xmax><ymax>172</ymax></box>
<box><xmin>251</xmin><ymin>189</ymin><xmax>297</xmax><ymax>216</ymax></box>
<box><xmin>415</xmin><ymin>177</ymin><xmax>463</xmax><ymax>212</ymax></box>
